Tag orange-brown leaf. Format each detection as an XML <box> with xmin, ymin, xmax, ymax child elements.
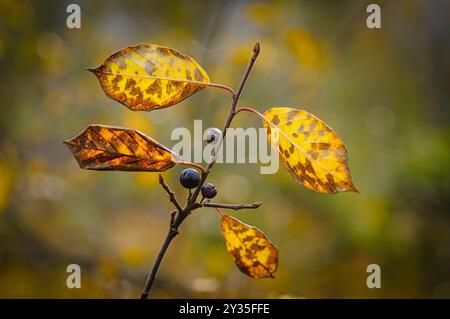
<box><xmin>221</xmin><ymin>214</ymin><xmax>278</xmax><ymax>279</ymax></box>
<box><xmin>63</xmin><ymin>125</ymin><xmax>179</xmax><ymax>171</ymax></box>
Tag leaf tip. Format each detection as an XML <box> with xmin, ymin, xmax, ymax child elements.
<box><xmin>336</xmin><ymin>183</ymin><xmax>359</xmax><ymax>194</ymax></box>
<box><xmin>350</xmin><ymin>184</ymin><xmax>360</xmax><ymax>194</ymax></box>
<box><xmin>85</xmin><ymin>66</ymin><xmax>99</xmax><ymax>74</ymax></box>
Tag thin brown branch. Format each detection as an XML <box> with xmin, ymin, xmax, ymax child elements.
<box><xmin>158</xmin><ymin>174</ymin><xmax>183</xmax><ymax>213</ymax></box>
<box><xmin>202</xmin><ymin>202</ymin><xmax>261</xmax><ymax>211</ymax></box>
<box><xmin>141</xmin><ymin>43</ymin><xmax>261</xmax><ymax>299</ymax></box>
<box><xmin>140</xmin><ymin>224</ymin><xmax>178</xmax><ymax>299</ymax></box>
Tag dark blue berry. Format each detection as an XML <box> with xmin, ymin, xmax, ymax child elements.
<box><xmin>201</xmin><ymin>183</ymin><xmax>217</xmax><ymax>199</ymax></box>
<box><xmin>179</xmin><ymin>169</ymin><xmax>201</xmax><ymax>189</ymax></box>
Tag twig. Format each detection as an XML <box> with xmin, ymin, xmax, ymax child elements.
<box><xmin>158</xmin><ymin>174</ymin><xmax>183</xmax><ymax>213</ymax></box>
<box><xmin>202</xmin><ymin>202</ymin><xmax>261</xmax><ymax>211</ymax></box>
<box><xmin>140</xmin><ymin>224</ymin><xmax>178</xmax><ymax>299</ymax></box>
<box><xmin>140</xmin><ymin>42</ymin><xmax>261</xmax><ymax>299</ymax></box>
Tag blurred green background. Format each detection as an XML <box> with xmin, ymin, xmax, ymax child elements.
<box><xmin>0</xmin><ymin>0</ymin><xmax>449</xmax><ymax>298</ymax></box>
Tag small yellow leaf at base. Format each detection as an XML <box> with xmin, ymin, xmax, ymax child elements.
<box><xmin>221</xmin><ymin>214</ymin><xmax>278</xmax><ymax>279</ymax></box>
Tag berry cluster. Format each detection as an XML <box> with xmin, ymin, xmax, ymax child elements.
<box><xmin>179</xmin><ymin>169</ymin><xmax>217</xmax><ymax>199</ymax></box>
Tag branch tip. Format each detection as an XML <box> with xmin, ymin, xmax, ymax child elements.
<box><xmin>253</xmin><ymin>42</ymin><xmax>260</xmax><ymax>56</ymax></box>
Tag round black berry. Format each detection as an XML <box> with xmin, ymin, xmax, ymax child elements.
<box><xmin>201</xmin><ymin>183</ymin><xmax>217</xmax><ymax>199</ymax></box>
<box><xmin>179</xmin><ymin>169</ymin><xmax>201</xmax><ymax>189</ymax></box>
<box><xmin>205</xmin><ymin>128</ymin><xmax>222</xmax><ymax>144</ymax></box>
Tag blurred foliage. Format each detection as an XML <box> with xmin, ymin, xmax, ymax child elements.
<box><xmin>0</xmin><ymin>0</ymin><xmax>449</xmax><ymax>298</ymax></box>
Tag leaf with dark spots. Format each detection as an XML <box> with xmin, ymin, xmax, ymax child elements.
<box><xmin>63</xmin><ymin>125</ymin><xmax>180</xmax><ymax>172</ymax></box>
<box><xmin>88</xmin><ymin>44</ymin><xmax>211</xmax><ymax>111</ymax></box>
<box><xmin>221</xmin><ymin>214</ymin><xmax>278</xmax><ymax>279</ymax></box>
<box><xmin>262</xmin><ymin>107</ymin><xmax>358</xmax><ymax>194</ymax></box>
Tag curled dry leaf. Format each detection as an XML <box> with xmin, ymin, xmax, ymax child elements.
<box><xmin>88</xmin><ymin>44</ymin><xmax>210</xmax><ymax>111</ymax></box>
<box><xmin>63</xmin><ymin>125</ymin><xmax>180</xmax><ymax>171</ymax></box>
<box><xmin>221</xmin><ymin>214</ymin><xmax>278</xmax><ymax>279</ymax></box>
<box><xmin>263</xmin><ymin>107</ymin><xmax>358</xmax><ymax>194</ymax></box>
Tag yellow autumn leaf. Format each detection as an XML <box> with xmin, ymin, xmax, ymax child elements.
<box><xmin>262</xmin><ymin>107</ymin><xmax>358</xmax><ymax>194</ymax></box>
<box><xmin>88</xmin><ymin>44</ymin><xmax>210</xmax><ymax>111</ymax></box>
<box><xmin>221</xmin><ymin>214</ymin><xmax>278</xmax><ymax>279</ymax></box>
<box><xmin>63</xmin><ymin>125</ymin><xmax>180</xmax><ymax>171</ymax></box>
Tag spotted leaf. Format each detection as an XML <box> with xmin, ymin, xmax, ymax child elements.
<box><xmin>221</xmin><ymin>214</ymin><xmax>278</xmax><ymax>279</ymax></box>
<box><xmin>88</xmin><ymin>44</ymin><xmax>210</xmax><ymax>111</ymax></box>
<box><xmin>262</xmin><ymin>107</ymin><xmax>358</xmax><ymax>194</ymax></box>
<box><xmin>63</xmin><ymin>125</ymin><xmax>180</xmax><ymax>171</ymax></box>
